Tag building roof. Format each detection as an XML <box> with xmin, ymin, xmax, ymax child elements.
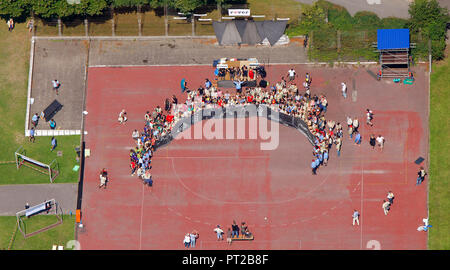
<box><xmin>377</xmin><ymin>29</ymin><xmax>410</xmax><ymax>50</ymax></box>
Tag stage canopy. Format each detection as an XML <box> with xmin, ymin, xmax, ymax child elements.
<box><xmin>213</xmin><ymin>20</ymin><xmax>287</xmax><ymax>46</ymax></box>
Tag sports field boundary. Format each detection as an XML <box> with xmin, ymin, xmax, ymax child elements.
<box><xmin>24</xmin><ymin>37</ymin><xmax>36</xmax><ymax>136</ymax></box>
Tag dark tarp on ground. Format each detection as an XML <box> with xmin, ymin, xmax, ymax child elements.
<box><xmin>241</xmin><ymin>21</ymin><xmax>262</xmax><ymax>45</ymax></box>
<box><xmin>217</xmin><ymin>80</ymin><xmax>257</xmax><ymax>88</ymax></box>
<box><xmin>212</xmin><ymin>21</ymin><xmax>227</xmax><ymax>45</ymax></box>
<box><xmin>220</xmin><ymin>21</ymin><xmax>242</xmax><ymax>45</ymax></box>
<box><xmin>154</xmin><ymin>105</ymin><xmax>315</xmax><ymax>150</ymax></box>
<box><xmin>262</xmin><ymin>20</ymin><xmax>287</xmax><ymax>46</ymax></box>
<box><xmin>213</xmin><ymin>20</ymin><xmax>287</xmax><ymax>46</ymax></box>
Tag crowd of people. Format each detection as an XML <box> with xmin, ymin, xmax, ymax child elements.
<box><xmin>129</xmin><ymin>68</ymin><xmax>341</xmax><ymax>182</ymax></box>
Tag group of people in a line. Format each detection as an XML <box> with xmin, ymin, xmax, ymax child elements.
<box><xmin>214</xmin><ymin>221</ymin><xmax>253</xmax><ymax>245</ymax></box>
<box><xmin>216</xmin><ymin>65</ymin><xmax>256</xmax><ymax>82</ymax></box>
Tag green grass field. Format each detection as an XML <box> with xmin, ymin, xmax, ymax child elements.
<box><xmin>0</xmin><ymin>215</ymin><xmax>75</xmax><ymax>250</ymax></box>
<box><xmin>0</xmin><ymin>22</ymin><xmax>80</xmax><ymax>185</ymax></box>
<box><xmin>428</xmin><ymin>52</ymin><xmax>450</xmax><ymax>250</ymax></box>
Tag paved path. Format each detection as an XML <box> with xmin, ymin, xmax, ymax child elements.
<box><xmin>0</xmin><ymin>183</ymin><xmax>77</xmax><ymax>216</ymax></box>
<box><xmin>297</xmin><ymin>0</ymin><xmax>449</xmax><ymax>19</ymax></box>
<box><xmin>297</xmin><ymin>0</ymin><xmax>412</xmax><ymax>18</ymax></box>
<box><xmin>88</xmin><ymin>37</ymin><xmax>307</xmax><ymax>66</ymax></box>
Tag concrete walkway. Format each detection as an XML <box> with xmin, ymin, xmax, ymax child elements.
<box><xmin>0</xmin><ymin>183</ymin><xmax>77</xmax><ymax>216</ymax></box>
<box><xmin>297</xmin><ymin>0</ymin><xmax>450</xmax><ymax>19</ymax></box>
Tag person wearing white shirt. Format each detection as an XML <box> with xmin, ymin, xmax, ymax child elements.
<box><xmin>183</xmin><ymin>233</ymin><xmax>191</xmax><ymax>248</ymax></box>
<box><xmin>352</xmin><ymin>210</ymin><xmax>360</xmax><ymax>226</ymax></box>
<box><xmin>341</xmin><ymin>82</ymin><xmax>347</xmax><ymax>98</ymax></box>
<box><xmin>287</xmin><ymin>68</ymin><xmax>296</xmax><ymax>82</ymax></box>
<box><xmin>376</xmin><ymin>135</ymin><xmax>385</xmax><ymax>151</ymax></box>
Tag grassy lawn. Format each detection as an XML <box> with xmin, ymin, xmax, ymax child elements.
<box><xmin>428</xmin><ymin>52</ymin><xmax>450</xmax><ymax>250</ymax></box>
<box><xmin>0</xmin><ymin>23</ymin><xmax>80</xmax><ymax>185</ymax></box>
<box><xmin>0</xmin><ymin>215</ymin><xmax>75</xmax><ymax>250</ymax></box>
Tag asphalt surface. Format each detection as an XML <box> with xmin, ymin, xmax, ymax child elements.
<box><xmin>0</xmin><ymin>183</ymin><xmax>77</xmax><ymax>216</ymax></box>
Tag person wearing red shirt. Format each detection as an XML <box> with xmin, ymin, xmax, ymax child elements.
<box><xmin>248</xmin><ymin>69</ymin><xmax>255</xmax><ymax>80</ymax></box>
<box><xmin>130</xmin><ymin>160</ymin><xmax>137</xmax><ymax>176</ymax></box>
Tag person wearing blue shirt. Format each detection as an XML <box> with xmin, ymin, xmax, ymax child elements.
<box><xmin>181</xmin><ymin>78</ymin><xmax>187</xmax><ymax>93</ymax></box>
<box><xmin>31</xmin><ymin>113</ymin><xmax>39</xmax><ymax>127</ymax></box>
<box><xmin>49</xmin><ymin>119</ymin><xmax>56</xmax><ymax>130</ymax></box>
<box><xmin>314</xmin><ymin>158</ymin><xmax>320</xmax><ymax>170</ymax></box>
<box><xmin>323</xmin><ymin>150</ymin><xmax>329</xmax><ymax>166</ymax></box>
<box><xmin>354</xmin><ymin>132</ymin><xmax>361</xmax><ymax>145</ymax></box>
<box><xmin>50</xmin><ymin>136</ymin><xmax>57</xmax><ymax>151</ymax></box>
<box><xmin>318</xmin><ymin>153</ymin><xmax>323</xmax><ymax>165</ymax></box>
<box><xmin>311</xmin><ymin>159</ymin><xmax>317</xmax><ymax>175</ymax></box>
<box><xmin>29</xmin><ymin>127</ymin><xmax>35</xmax><ymax>143</ymax></box>
<box><xmin>205</xmin><ymin>79</ymin><xmax>212</xmax><ymax>89</ymax></box>
<box><xmin>233</xmin><ymin>80</ymin><xmax>243</xmax><ymax>93</ymax></box>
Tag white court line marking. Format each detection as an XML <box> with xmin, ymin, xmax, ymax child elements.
<box><xmin>139</xmin><ymin>183</ymin><xmax>145</xmax><ymax>250</ymax></box>
<box><xmin>170</xmin><ymin>157</ymin><xmax>332</xmax><ymax>205</ymax></box>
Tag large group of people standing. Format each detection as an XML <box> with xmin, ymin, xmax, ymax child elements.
<box><xmin>128</xmin><ymin>67</ymin><xmax>342</xmax><ymax>185</ymax></box>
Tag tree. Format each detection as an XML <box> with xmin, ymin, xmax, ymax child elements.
<box><xmin>408</xmin><ymin>0</ymin><xmax>449</xmax><ymax>40</ymax></box>
<box><xmin>299</xmin><ymin>2</ymin><xmax>326</xmax><ymax>31</ymax></box>
<box><xmin>408</xmin><ymin>0</ymin><xmax>449</xmax><ymax>60</ymax></box>
<box><xmin>0</xmin><ymin>0</ymin><xmax>30</xmax><ymax>19</ymax></box>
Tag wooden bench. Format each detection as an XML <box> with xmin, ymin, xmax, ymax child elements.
<box><xmin>231</xmin><ymin>234</ymin><xmax>254</xmax><ymax>241</ymax></box>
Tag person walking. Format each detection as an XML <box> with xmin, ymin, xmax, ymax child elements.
<box><xmin>52</xmin><ymin>79</ymin><xmax>61</xmax><ymax>95</ymax></box>
<box><xmin>352</xmin><ymin>118</ymin><xmax>359</xmax><ymax>134</ymax></box>
<box><xmin>354</xmin><ymin>132</ymin><xmax>362</xmax><ymax>146</ymax></box>
<box><xmin>181</xmin><ymin>78</ymin><xmax>187</xmax><ymax>93</ymax></box>
<box><xmin>376</xmin><ymin>135</ymin><xmax>385</xmax><ymax>151</ymax></box>
<box><xmin>311</xmin><ymin>159</ymin><xmax>318</xmax><ymax>175</ymax></box>
<box><xmin>323</xmin><ymin>150</ymin><xmax>329</xmax><ymax>166</ymax></box>
<box><xmin>336</xmin><ymin>137</ymin><xmax>342</xmax><ymax>157</ymax></box>
<box><xmin>369</xmin><ymin>134</ymin><xmax>376</xmax><ymax>149</ymax></box>
<box><xmin>226</xmin><ymin>228</ymin><xmax>233</xmax><ymax>245</ymax></box>
<box><xmin>29</xmin><ymin>127</ymin><xmax>36</xmax><ymax>143</ymax></box>
<box><xmin>382</xmin><ymin>200</ymin><xmax>391</xmax><ymax>215</ymax></box>
<box><xmin>231</xmin><ymin>220</ymin><xmax>239</xmax><ymax>238</ymax></box>
<box><xmin>387</xmin><ymin>191</ymin><xmax>395</xmax><ymax>205</ymax></box>
<box><xmin>50</xmin><ymin>136</ymin><xmax>57</xmax><ymax>151</ymax></box>
<box><xmin>352</xmin><ymin>209</ymin><xmax>360</xmax><ymax>226</ymax></box>
<box><xmin>416</xmin><ymin>167</ymin><xmax>427</xmax><ymax>185</ymax></box>
<box><xmin>214</xmin><ymin>225</ymin><xmax>224</xmax><ymax>241</ymax></box>
<box><xmin>118</xmin><ymin>109</ymin><xmax>127</xmax><ymax>124</ymax></box>
<box><xmin>189</xmin><ymin>231</ymin><xmax>197</xmax><ymax>248</ymax></box>
<box><xmin>366</xmin><ymin>109</ymin><xmax>374</xmax><ymax>126</ymax></box>
<box><xmin>183</xmin><ymin>233</ymin><xmax>191</xmax><ymax>248</ymax></box>
<box><xmin>31</xmin><ymin>113</ymin><xmax>39</xmax><ymax>128</ymax></box>
<box><xmin>287</xmin><ymin>68</ymin><xmax>296</xmax><ymax>82</ymax></box>
<box><xmin>27</xmin><ymin>19</ymin><xmax>34</xmax><ymax>33</ymax></box>
<box><xmin>341</xmin><ymin>82</ymin><xmax>347</xmax><ymax>99</ymax></box>
<box><xmin>7</xmin><ymin>18</ymin><xmax>14</xmax><ymax>32</ymax></box>
<box><xmin>99</xmin><ymin>168</ymin><xmax>108</xmax><ymax>189</ymax></box>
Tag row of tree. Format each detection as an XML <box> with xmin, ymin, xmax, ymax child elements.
<box><xmin>0</xmin><ymin>0</ymin><xmax>246</xmax><ymax>20</ymax></box>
